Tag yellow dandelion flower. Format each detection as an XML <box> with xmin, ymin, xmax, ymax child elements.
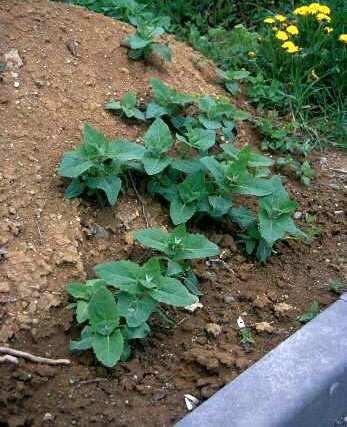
<box><xmin>308</xmin><ymin>3</ymin><xmax>320</xmax><ymax>14</ymax></box>
<box><xmin>318</xmin><ymin>5</ymin><xmax>330</xmax><ymax>15</ymax></box>
<box><xmin>275</xmin><ymin>30</ymin><xmax>288</xmax><ymax>41</ymax></box>
<box><xmin>286</xmin><ymin>25</ymin><xmax>299</xmax><ymax>35</ymax></box>
<box><xmin>324</xmin><ymin>27</ymin><xmax>333</xmax><ymax>33</ymax></box>
<box><xmin>293</xmin><ymin>6</ymin><xmax>309</xmax><ymax>16</ymax></box>
<box><xmin>316</xmin><ymin>13</ymin><xmax>331</xmax><ymax>22</ymax></box>
<box><xmin>264</xmin><ymin>17</ymin><xmax>276</xmax><ymax>24</ymax></box>
<box><xmin>281</xmin><ymin>41</ymin><xmax>300</xmax><ymax>53</ymax></box>
<box><xmin>275</xmin><ymin>14</ymin><xmax>287</xmax><ymax>22</ymax></box>
<box><xmin>339</xmin><ymin>34</ymin><xmax>347</xmax><ymax>43</ymax></box>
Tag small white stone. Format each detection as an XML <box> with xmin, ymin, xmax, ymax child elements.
<box><xmin>14</xmin><ymin>81</ymin><xmax>20</xmax><ymax>88</ymax></box>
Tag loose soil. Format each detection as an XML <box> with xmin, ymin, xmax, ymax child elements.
<box><xmin>0</xmin><ymin>1</ymin><xmax>346</xmax><ymax>426</ymax></box>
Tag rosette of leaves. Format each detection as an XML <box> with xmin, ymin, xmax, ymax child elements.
<box><xmin>58</xmin><ymin>124</ymin><xmax>145</xmax><ymax>206</ymax></box>
<box><xmin>142</xmin><ymin>118</ymin><xmax>174</xmax><ymax>175</ymax></box>
<box><xmin>176</xmin><ymin>127</ymin><xmax>216</xmax><ymax>153</ymax></box>
<box><xmin>123</xmin><ymin>21</ymin><xmax>172</xmax><ymax>62</ymax></box>
<box><xmin>217</xmin><ymin>69</ymin><xmax>250</xmax><ymax>95</ymax></box>
<box><xmin>197</xmin><ymin>96</ymin><xmax>250</xmax><ymax>139</ymax></box>
<box><xmin>105</xmin><ymin>91</ymin><xmax>145</xmax><ymax>120</ymax></box>
<box><xmin>228</xmin><ymin>175</ymin><xmax>305</xmax><ymax>262</ymax></box>
<box><xmin>134</xmin><ymin>225</ymin><xmax>220</xmax><ymax>294</ymax></box>
<box><xmin>67</xmin><ymin>257</ymin><xmax>197</xmax><ymax>367</ymax></box>
<box><xmin>146</xmin><ymin>78</ymin><xmax>193</xmax><ymax>120</ymax></box>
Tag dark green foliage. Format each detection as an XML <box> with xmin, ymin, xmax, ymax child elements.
<box><xmin>57</xmin><ymin>123</ymin><xmax>145</xmax><ymax>206</ymax></box>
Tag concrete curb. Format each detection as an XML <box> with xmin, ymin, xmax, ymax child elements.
<box><xmin>176</xmin><ymin>295</ymin><xmax>347</xmax><ymax>427</ymax></box>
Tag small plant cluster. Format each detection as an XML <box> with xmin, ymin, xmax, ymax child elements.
<box><xmin>59</xmin><ymin>78</ymin><xmax>304</xmax><ymax>263</ymax></box>
<box><xmin>256</xmin><ymin>117</ymin><xmax>315</xmax><ymax>186</ymax></box>
<box><xmin>122</xmin><ymin>14</ymin><xmax>172</xmax><ymax>62</ymax></box>
<box><xmin>257</xmin><ymin>2</ymin><xmax>346</xmax><ymax>116</ymax></box>
<box><xmin>68</xmin><ymin>226</ymin><xmax>219</xmax><ymax>366</ymax></box>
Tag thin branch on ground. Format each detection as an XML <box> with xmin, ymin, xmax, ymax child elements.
<box><xmin>73</xmin><ymin>378</ymin><xmax>108</xmax><ymax>387</ymax></box>
<box><xmin>0</xmin><ymin>354</ymin><xmax>19</xmax><ymax>365</ymax></box>
<box><xmin>0</xmin><ymin>347</ymin><xmax>71</xmax><ymax>365</ymax></box>
<box><xmin>128</xmin><ymin>172</ymin><xmax>149</xmax><ymax>227</ymax></box>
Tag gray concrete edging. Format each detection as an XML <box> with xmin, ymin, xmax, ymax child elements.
<box><xmin>176</xmin><ymin>294</ymin><xmax>347</xmax><ymax>427</ymax></box>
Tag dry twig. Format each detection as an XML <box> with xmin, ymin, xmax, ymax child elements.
<box><xmin>128</xmin><ymin>172</ymin><xmax>149</xmax><ymax>227</ymax></box>
<box><xmin>0</xmin><ymin>347</ymin><xmax>71</xmax><ymax>365</ymax></box>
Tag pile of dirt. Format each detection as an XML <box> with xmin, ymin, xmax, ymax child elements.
<box><xmin>0</xmin><ymin>1</ymin><xmax>345</xmax><ymax>426</ymax></box>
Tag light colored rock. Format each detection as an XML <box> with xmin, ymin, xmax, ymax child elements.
<box><xmin>255</xmin><ymin>322</ymin><xmax>274</xmax><ymax>334</ymax></box>
<box><xmin>205</xmin><ymin>323</ymin><xmax>222</xmax><ymax>338</ymax></box>
<box><xmin>4</xmin><ymin>49</ymin><xmax>23</xmax><ymax>70</ymax></box>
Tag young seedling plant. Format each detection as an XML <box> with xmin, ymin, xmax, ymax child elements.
<box><xmin>58</xmin><ymin>124</ymin><xmax>145</xmax><ymax>206</ymax></box>
<box><xmin>105</xmin><ymin>91</ymin><xmax>145</xmax><ymax>121</ymax></box>
<box><xmin>67</xmin><ymin>257</ymin><xmax>198</xmax><ymax>367</ymax></box>
<box><xmin>123</xmin><ymin>20</ymin><xmax>172</xmax><ymax>62</ymax></box>
<box><xmin>134</xmin><ymin>224</ymin><xmax>220</xmax><ymax>295</ymax></box>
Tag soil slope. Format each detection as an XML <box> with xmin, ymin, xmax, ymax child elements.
<box><xmin>0</xmin><ymin>1</ymin><xmax>346</xmax><ymax>426</ymax></box>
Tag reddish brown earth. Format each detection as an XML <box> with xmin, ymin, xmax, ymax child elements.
<box><xmin>0</xmin><ymin>1</ymin><xmax>346</xmax><ymax>426</ymax></box>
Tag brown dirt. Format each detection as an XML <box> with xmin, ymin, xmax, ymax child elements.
<box><xmin>0</xmin><ymin>1</ymin><xmax>346</xmax><ymax>426</ymax></box>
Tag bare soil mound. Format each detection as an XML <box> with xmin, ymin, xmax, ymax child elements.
<box><xmin>0</xmin><ymin>1</ymin><xmax>345</xmax><ymax>426</ymax></box>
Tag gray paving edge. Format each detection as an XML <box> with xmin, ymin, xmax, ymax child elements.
<box><xmin>176</xmin><ymin>294</ymin><xmax>347</xmax><ymax>427</ymax></box>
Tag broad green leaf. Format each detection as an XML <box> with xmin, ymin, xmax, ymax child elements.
<box><xmin>142</xmin><ymin>153</ymin><xmax>172</xmax><ymax>175</ymax></box>
<box><xmin>86</xmin><ymin>176</ymin><xmax>121</xmax><ymax>206</ymax></box>
<box><xmin>76</xmin><ymin>301</ymin><xmax>89</xmax><ymax>324</ymax></box>
<box><xmin>107</xmin><ymin>140</ymin><xmax>145</xmax><ymax>161</ymax></box>
<box><xmin>171</xmin><ymin>159</ymin><xmax>204</xmax><ymax>174</ymax></box>
<box><xmin>184</xmin><ymin>271</ymin><xmax>202</xmax><ymax>296</ymax></box>
<box><xmin>229</xmin><ymin>206</ymin><xmax>256</xmax><ymax>229</ymax></box>
<box><xmin>145</xmin><ymin>101</ymin><xmax>168</xmax><ymax>119</ymax></box>
<box><xmin>58</xmin><ymin>152</ymin><xmax>94</xmax><ymax>178</ymax></box>
<box><xmin>150</xmin><ymin>78</ymin><xmax>193</xmax><ymax>107</ymax></box>
<box><xmin>178</xmin><ymin>171</ymin><xmax>208</xmax><ymax>204</ymax></box>
<box><xmin>200</xmin><ymin>156</ymin><xmax>225</xmax><ymax>187</ymax></box>
<box><xmin>95</xmin><ymin>260</ymin><xmax>141</xmax><ymax>293</ymax></box>
<box><xmin>198</xmin><ymin>116</ymin><xmax>221</xmax><ymax>130</ymax></box>
<box><xmin>120</xmin><ymin>91</ymin><xmax>137</xmax><ymax>109</ymax></box>
<box><xmin>134</xmin><ymin>228</ymin><xmax>169</xmax><ymax>252</ymax></box>
<box><xmin>258</xmin><ymin>211</ymin><xmax>300</xmax><ymax>246</ymax></box>
<box><xmin>105</xmin><ymin>100</ymin><xmax>121</xmax><ymax>111</ymax></box>
<box><xmin>208</xmin><ymin>195</ymin><xmax>232</xmax><ymax>217</ymax></box>
<box><xmin>65</xmin><ymin>178</ymin><xmax>86</xmax><ymax>198</ymax></box>
<box><xmin>166</xmin><ymin>260</ymin><xmax>184</xmax><ymax>276</ymax></box>
<box><xmin>179</xmin><ymin>128</ymin><xmax>216</xmax><ymax>151</ymax></box>
<box><xmin>126</xmin><ymin>323</ymin><xmax>150</xmax><ymax>339</ymax></box>
<box><xmin>70</xmin><ymin>326</ymin><xmax>93</xmax><ymax>352</ymax></box>
<box><xmin>117</xmin><ymin>293</ymin><xmax>156</xmax><ymax>327</ymax></box>
<box><xmin>256</xmin><ymin>239</ymin><xmax>272</xmax><ymax>263</ymax></box>
<box><xmin>235</xmin><ymin>177</ymin><xmax>274</xmax><ymax>197</ymax></box>
<box><xmin>92</xmin><ymin>329</ymin><xmax>124</xmax><ymax>367</ymax></box>
<box><xmin>170</xmin><ymin>198</ymin><xmax>196</xmax><ymax>225</ymax></box>
<box><xmin>66</xmin><ymin>282</ymin><xmax>90</xmax><ymax>300</ymax></box>
<box><xmin>143</xmin><ymin>118</ymin><xmax>173</xmax><ymax>155</ymax></box>
<box><xmin>151</xmin><ymin>43</ymin><xmax>172</xmax><ymax>62</ymax></box>
<box><xmin>127</xmin><ymin>33</ymin><xmax>151</xmax><ymax>49</ymax></box>
<box><xmin>175</xmin><ymin>233</ymin><xmax>220</xmax><ymax>260</ymax></box>
<box><xmin>88</xmin><ymin>287</ymin><xmax>119</xmax><ymax>336</ymax></box>
<box><xmin>83</xmin><ymin>124</ymin><xmax>109</xmax><ymax>155</ymax></box>
<box><xmin>150</xmin><ymin>277</ymin><xmax>197</xmax><ymax>307</ymax></box>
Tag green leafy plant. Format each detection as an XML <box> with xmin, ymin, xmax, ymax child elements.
<box><xmin>142</xmin><ymin>118</ymin><xmax>174</xmax><ymax>175</ymax></box>
<box><xmin>58</xmin><ymin>123</ymin><xmax>145</xmax><ymax>206</ymax></box>
<box><xmin>134</xmin><ymin>224</ymin><xmax>220</xmax><ymax>294</ymax></box>
<box><xmin>146</xmin><ymin>78</ymin><xmax>194</xmax><ymax>120</ymax></box>
<box><xmin>297</xmin><ymin>300</ymin><xmax>320</xmax><ymax>324</ymax></box>
<box><xmin>217</xmin><ymin>68</ymin><xmax>251</xmax><ymax>95</ymax></box>
<box><xmin>105</xmin><ymin>91</ymin><xmax>145</xmax><ymax>120</ymax></box>
<box><xmin>123</xmin><ymin>20</ymin><xmax>172</xmax><ymax>62</ymax></box>
<box><xmin>197</xmin><ymin>95</ymin><xmax>250</xmax><ymax>136</ymax></box>
<box><xmin>176</xmin><ymin>127</ymin><xmax>216</xmax><ymax>153</ymax></box>
<box><xmin>328</xmin><ymin>279</ymin><xmax>346</xmax><ymax>295</ymax></box>
<box><xmin>239</xmin><ymin>327</ymin><xmax>254</xmax><ymax>346</ymax></box>
<box><xmin>68</xmin><ymin>257</ymin><xmax>197</xmax><ymax>367</ymax></box>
